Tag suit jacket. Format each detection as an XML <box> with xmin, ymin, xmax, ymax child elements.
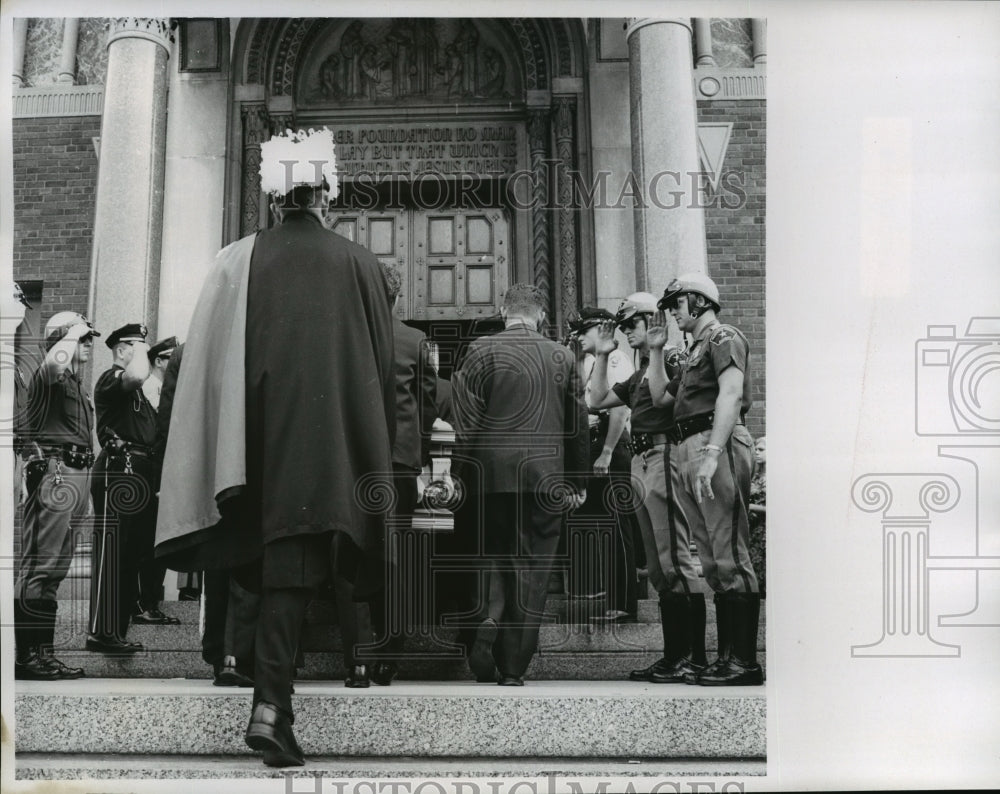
<box><xmin>451</xmin><ymin>323</ymin><xmax>589</xmax><ymax>496</ymax></box>
<box><xmin>391</xmin><ymin>319</ymin><xmax>437</xmax><ymax>471</ymax></box>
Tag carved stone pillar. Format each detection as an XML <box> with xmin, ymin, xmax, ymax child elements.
<box><xmin>693</xmin><ymin>19</ymin><xmax>715</xmax><ymax>67</ymax></box>
<box><xmin>12</xmin><ymin>18</ymin><xmax>28</xmax><ymax>87</ymax></box>
<box><xmin>90</xmin><ymin>18</ymin><xmax>171</xmax><ymax>375</ymax></box>
<box><xmin>527</xmin><ymin>110</ymin><xmax>552</xmax><ymax>311</ymax></box>
<box><xmin>553</xmin><ymin>96</ymin><xmax>579</xmax><ymax>330</ymax></box>
<box><xmin>57</xmin><ymin>19</ymin><xmax>81</xmax><ymax>84</ymax></box>
<box><xmin>852</xmin><ymin>474</ymin><xmax>961</xmax><ymax>657</ymax></box>
<box><xmin>752</xmin><ymin>19</ymin><xmax>767</xmax><ymax>65</ymax></box>
<box><xmin>240</xmin><ymin>103</ymin><xmax>269</xmax><ymax>236</ymax></box>
<box><xmin>626</xmin><ymin>18</ymin><xmax>707</xmax><ymax>291</ymax></box>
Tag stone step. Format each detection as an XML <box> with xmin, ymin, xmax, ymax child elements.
<box><xmin>15</xmin><ymin>753</ymin><xmax>766</xmax><ymax>780</ymax></box>
<box><xmin>41</xmin><ymin>648</ymin><xmax>767</xmax><ymax>682</ymax></box>
<box><xmin>49</xmin><ymin>599</ymin><xmax>766</xmax><ymax>655</ymax></box>
<box><xmin>14</xmin><ymin>679</ymin><xmax>766</xmax><ymax>759</ymax></box>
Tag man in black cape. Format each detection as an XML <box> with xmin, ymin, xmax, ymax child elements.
<box><xmin>155</xmin><ymin>128</ymin><xmax>394</xmax><ymax>766</ymax></box>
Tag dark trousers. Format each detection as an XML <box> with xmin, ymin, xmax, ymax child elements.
<box><xmin>89</xmin><ymin>451</ymin><xmax>160</xmax><ymax>641</ymax></box>
<box><xmin>370</xmin><ymin>465</ymin><xmax>420</xmax><ymax>658</ymax></box>
<box><xmin>137</xmin><ymin>558</ymin><xmax>167</xmax><ymax>611</ymax></box>
<box><xmin>564</xmin><ymin>429</ymin><xmax>638</xmax><ymax>614</ymax></box>
<box><xmin>481</xmin><ymin>493</ymin><xmax>561</xmax><ymax>678</ymax></box>
<box><xmin>202</xmin><ymin>569</ymin><xmax>229</xmax><ymax>667</ymax></box>
<box><xmin>253</xmin><ymin>531</ymin><xmax>380</xmax><ymax>718</ymax></box>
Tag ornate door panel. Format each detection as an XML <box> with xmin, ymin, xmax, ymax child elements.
<box><xmin>411</xmin><ymin>209</ymin><xmax>509</xmax><ymax>322</ymax></box>
<box><xmin>330</xmin><ymin>210</ymin><xmax>410</xmax><ymax>319</ymax></box>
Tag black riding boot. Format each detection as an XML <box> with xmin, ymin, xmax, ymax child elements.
<box><xmin>698</xmin><ymin>592</ymin><xmax>763</xmax><ymax>686</ymax></box>
<box><xmin>651</xmin><ymin>593</ymin><xmax>707</xmax><ymax>683</ymax></box>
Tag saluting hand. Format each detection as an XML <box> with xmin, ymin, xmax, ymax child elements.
<box><xmin>646</xmin><ymin>310</ymin><xmax>668</xmax><ymax>350</ymax></box>
<box><xmin>593</xmin><ymin>320</ymin><xmax>618</xmax><ymax>355</ymax></box>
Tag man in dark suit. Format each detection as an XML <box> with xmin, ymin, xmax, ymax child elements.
<box><xmin>369</xmin><ymin>263</ymin><xmax>437</xmax><ymax>685</ymax></box>
<box><xmin>451</xmin><ymin>284</ymin><xmax>589</xmax><ymax>685</ymax></box>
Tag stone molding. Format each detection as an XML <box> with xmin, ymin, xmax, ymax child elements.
<box><xmin>13</xmin><ymin>84</ymin><xmax>104</xmax><ymax>117</ymax></box>
<box><xmin>694</xmin><ymin>67</ymin><xmax>766</xmax><ymax>100</ymax></box>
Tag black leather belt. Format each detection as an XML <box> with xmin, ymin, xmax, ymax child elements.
<box><xmin>630</xmin><ymin>432</ymin><xmax>669</xmax><ymax>456</ymax></box>
<box><xmin>39</xmin><ymin>443</ymin><xmax>94</xmax><ymax>469</ymax></box>
<box><xmin>664</xmin><ymin>411</ymin><xmax>745</xmax><ymax>444</ymax></box>
<box><xmin>105</xmin><ymin>440</ymin><xmax>156</xmax><ymax>457</ymax></box>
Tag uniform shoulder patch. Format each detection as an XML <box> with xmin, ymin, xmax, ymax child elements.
<box><xmin>710</xmin><ymin>325</ymin><xmax>739</xmax><ymax>346</ymax></box>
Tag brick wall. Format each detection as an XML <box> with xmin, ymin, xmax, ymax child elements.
<box><xmin>12</xmin><ymin>115</ymin><xmax>101</xmax><ymax>324</ymax></box>
<box><xmin>698</xmin><ymin>99</ymin><xmax>766</xmax><ymax>440</ymax></box>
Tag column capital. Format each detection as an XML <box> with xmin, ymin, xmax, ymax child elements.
<box><xmin>625</xmin><ymin>18</ymin><xmax>693</xmax><ymax>43</ymax></box>
<box><xmin>107</xmin><ymin>18</ymin><xmax>174</xmax><ymax>52</ymax></box>
<box><xmin>852</xmin><ymin>473</ymin><xmax>960</xmax><ymax>521</ymax></box>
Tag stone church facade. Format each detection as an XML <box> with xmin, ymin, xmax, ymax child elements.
<box><xmin>11</xmin><ymin>17</ymin><xmax>766</xmax><ymax>435</ymax></box>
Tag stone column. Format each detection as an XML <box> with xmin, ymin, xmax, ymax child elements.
<box><xmin>752</xmin><ymin>19</ymin><xmax>767</xmax><ymax>65</ymax></box>
<box><xmin>240</xmin><ymin>103</ymin><xmax>269</xmax><ymax>237</ymax></box>
<box><xmin>852</xmin><ymin>474</ymin><xmax>961</xmax><ymax>657</ymax></box>
<box><xmin>90</xmin><ymin>18</ymin><xmax>172</xmax><ymax>376</ymax></box>
<box><xmin>693</xmin><ymin>19</ymin><xmax>715</xmax><ymax>67</ymax></box>
<box><xmin>626</xmin><ymin>18</ymin><xmax>707</xmax><ymax>292</ymax></box>
<box><xmin>57</xmin><ymin>18</ymin><xmax>80</xmax><ymax>84</ymax></box>
<box><xmin>12</xmin><ymin>18</ymin><xmax>28</xmax><ymax>87</ymax></box>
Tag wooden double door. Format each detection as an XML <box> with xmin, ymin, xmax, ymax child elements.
<box><xmin>329</xmin><ymin>207</ymin><xmax>510</xmax><ymax>322</ymax></box>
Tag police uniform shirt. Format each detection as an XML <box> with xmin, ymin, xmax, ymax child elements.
<box><xmin>611</xmin><ymin>347</ymin><xmax>684</xmax><ymax>433</ymax></box>
<box><xmin>27</xmin><ymin>367</ymin><xmax>94</xmax><ymax>449</ymax></box>
<box><xmin>94</xmin><ymin>365</ymin><xmax>158</xmax><ymax>448</ymax></box>
<box><xmin>673</xmin><ymin>324</ymin><xmax>753</xmax><ymax>423</ymax></box>
<box><xmin>582</xmin><ymin>349</ymin><xmax>634</xmax><ymax>427</ymax></box>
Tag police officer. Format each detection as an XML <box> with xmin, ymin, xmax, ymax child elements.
<box><xmin>567</xmin><ymin>307</ymin><xmax>638</xmax><ymax>620</ymax></box>
<box><xmin>87</xmin><ymin>323</ymin><xmax>171</xmax><ymax>654</ymax></box>
<box><xmin>588</xmin><ymin>292</ymin><xmax>707</xmax><ymax>683</ymax></box>
<box><xmin>648</xmin><ymin>273</ymin><xmax>762</xmax><ymax>686</ymax></box>
<box><xmin>14</xmin><ymin>311</ymin><xmax>99</xmax><ymax>680</ymax></box>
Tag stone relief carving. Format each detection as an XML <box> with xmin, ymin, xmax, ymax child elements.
<box><xmin>305</xmin><ymin>19</ymin><xmax>514</xmax><ymax>104</ymax></box>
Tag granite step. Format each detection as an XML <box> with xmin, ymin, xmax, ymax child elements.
<box><xmin>49</xmin><ymin>599</ymin><xmax>766</xmax><ymax>654</ymax></box>
<box><xmin>14</xmin><ymin>753</ymin><xmax>766</xmax><ymax>780</ymax></box>
<box><xmin>40</xmin><ymin>648</ymin><xmax>767</xmax><ymax>681</ymax></box>
<box><xmin>14</xmin><ymin>679</ymin><xmax>766</xmax><ymax>759</ymax></box>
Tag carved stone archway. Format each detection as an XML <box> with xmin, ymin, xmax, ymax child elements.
<box><xmin>229</xmin><ymin>17</ymin><xmax>588</xmax><ymax>328</ymax></box>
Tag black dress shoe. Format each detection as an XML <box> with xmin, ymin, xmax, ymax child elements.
<box><xmin>40</xmin><ymin>653</ymin><xmax>85</xmax><ymax>679</ymax></box>
<box><xmin>628</xmin><ymin>657</ymin><xmax>670</xmax><ymax>682</ymax></box>
<box><xmin>697</xmin><ymin>658</ymin><xmax>764</xmax><ymax>686</ymax></box>
<box><xmin>497</xmin><ymin>674</ymin><xmax>524</xmax><ymax>686</ymax></box>
<box><xmin>345</xmin><ymin>664</ymin><xmax>370</xmax><ymax>688</ymax></box>
<box><xmin>650</xmin><ymin>656</ymin><xmax>705</xmax><ymax>684</ymax></box>
<box><xmin>133</xmin><ymin>608</ymin><xmax>180</xmax><ymax>625</ymax></box>
<box><xmin>15</xmin><ymin>653</ymin><xmax>61</xmax><ymax>681</ymax></box>
<box><xmin>214</xmin><ymin>661</ymin><xmax>254</xmax><ymax>687</ymax></box>
<box><xmin>371</xmin><ymin>662</ymin><xmax>398</xmax><ymax>686</ymax></box>
<box><xmin>468</xmin><ymin>618</ymin><xmax>498</xmax><ymax>682</ymax></box>
<box><xmin>245</xmin><ymin>702</ymin><xmax>304</xmax><ymax>767</ymax></box>
<box><xmin>86</xmin><ymin>636</ymin><xmax>143</xmax><ymax>654</ymax></box>
<box><xmin>592</xmin><ymin>609</ymin><xmax>637</xmax><ymax>625</ymax></box>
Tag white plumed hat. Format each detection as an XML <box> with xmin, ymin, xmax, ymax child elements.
<box><xmin>259</xmin><ymin>127</ymin><xmax>340</xmax><ymax>198</ymax></box>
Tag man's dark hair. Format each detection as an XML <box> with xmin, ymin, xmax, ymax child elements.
<box><xmin>503</xmin><ymin>283</ymin><xmax>547</xmax><ymax>318</ymax></box>
<box><xmin>381</xmin><ymin>263</ymin><xmax>403</xmax><ymax>302</ymax></box>
<box><xmin>274</xmin><ymin>179</ymin><xmax>330</xmax><ymax>212</ymax></box>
